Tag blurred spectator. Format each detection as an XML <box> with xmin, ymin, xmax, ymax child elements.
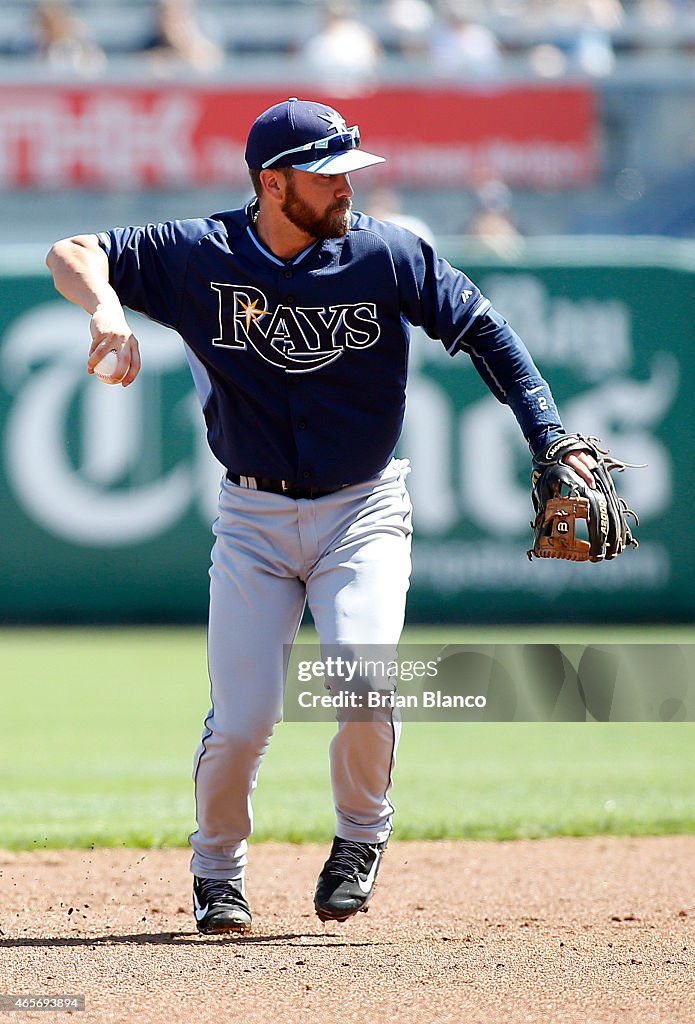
<box><xmin>527</xmin><ymin>0</ymin><xmax>623</xmax><ymax>77</ymax></box>
<box><xmin>141</xmin><ymin>0</ymin><xmax>224</xmax><ymax>74</ymax></box>
<box><xmin>383</xmin><ymin>0</ymin><xmax>435</xmax><ymax>57</ymax></box>
<box><xmin>467</xmin><ymin>179</ymin><xmax>524</xmax><ymax>258</ymax></box>
<box><xmin>629</xmin><ymin>0</ymin><xmax>680</xmax><ymax>24</ymax></box>
<box><xmin>300</xmin><ymin>2</ymin><xmax>382</xmax><ymax>94</ymax></box>
<box><xmin>364</xmin><ymin>188</ymin><xmax>436</xmax><ymax>246</ymax></box>
<box><xmin>430</xmin><ymin>8</ymin><xmax>502</xmax><ymax>79</ymax></box>
<box><xmin>29</xmin><ymin>1</ymin><xmax>105</xmax><ymax>75</ymax></box>
<box><xmin>528</xmin><ymin>43</ymin><xmax>570</xmax><ymax>77</ymax></box>
<box><xmin>526</xmin><ymin>0</ymin><xmax>625</xmax><ymax>28</ymax></box>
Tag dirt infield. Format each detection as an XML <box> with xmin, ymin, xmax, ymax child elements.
<box><xmin>1</xmin><ymin>838</ymin><xmax>694</xmax><ymax>1024</ymax></box>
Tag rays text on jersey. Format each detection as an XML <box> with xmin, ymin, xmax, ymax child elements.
<box><xmin>211</xmin><ymin>284</ymin><xmax>381</xmax><ymax>372</ymax></box>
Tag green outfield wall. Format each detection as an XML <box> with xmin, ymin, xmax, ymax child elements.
<box><xmin>0</xmin><ymin>238</ymin><xmax>692</xmax><ymax>624</ymax></box>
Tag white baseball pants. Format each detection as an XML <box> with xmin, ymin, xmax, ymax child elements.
<box><xmin>189</xmin><ymin>458</ymin><xmax>413</xmax><ymax>880</ymax></box>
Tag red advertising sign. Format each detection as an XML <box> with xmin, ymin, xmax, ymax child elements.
<box><xmin>0</xmin><ymin>85</ymin><xmax>597</xmax><ymax>190</ymax></box>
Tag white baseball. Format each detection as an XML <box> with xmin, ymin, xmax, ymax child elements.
<box><xmin>93</xmin><ymin>349</ymin><xmax>120</xmax><ymax>383</ymax></box>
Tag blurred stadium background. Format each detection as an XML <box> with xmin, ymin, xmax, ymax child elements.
<box><xmin>1</xmin><ymin>0</ymin><xmax>694</xmax><ymax>626</ymax></box>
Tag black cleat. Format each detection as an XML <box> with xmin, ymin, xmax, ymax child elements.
<box><xmin>193</xmin><ymin>876</ymin><xmax>252</xmax><ymax>934</ymax></box>
<box><xmin>314</xmin><ymin>836</ymin><xmax>386</xmax><ymax>923</ymax></box>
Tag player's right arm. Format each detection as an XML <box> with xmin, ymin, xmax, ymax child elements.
<box><xmin>46</xmin><ymin>233</ymin><xmax>141</xmax><ymax>386</ymax></box>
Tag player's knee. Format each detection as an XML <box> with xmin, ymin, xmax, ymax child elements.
<box><xmin>203</xmin><ymin>712</ymin><xmax>278</xmax><ymax>754</ymax></box>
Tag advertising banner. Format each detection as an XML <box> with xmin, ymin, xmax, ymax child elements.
<box><xmin>0</xmin><ymin>239</ymin><xmax>691</xmax><ymax>624</ymax></box>
<box><xmin>0</xmin><ymin>85</ymin><xmax>597</xmax><ymax>190</ymax></box>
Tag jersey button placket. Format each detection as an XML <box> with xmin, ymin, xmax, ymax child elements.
<box><xmin>281</xmin><ymin>265</ymin><xmax>310</xmax><ymax>481</ymax></box>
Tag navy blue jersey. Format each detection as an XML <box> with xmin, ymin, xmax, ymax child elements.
<box><xmin>98</xmin><ymin>202</ymin><xmax>563</xmax><ymax>485</ymax></box>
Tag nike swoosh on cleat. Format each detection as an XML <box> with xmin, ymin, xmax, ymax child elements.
<box><xmin>357</xmin><ymin>855</ymin><xmax>381</xmax><ymax>895</ymax></box>
<box><xmin>193</xmin><ymin>894</ymin><xmax>209</xmax><ymax>921</ymax></box>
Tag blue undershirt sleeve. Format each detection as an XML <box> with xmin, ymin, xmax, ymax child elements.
<box><xmin>460</xmin><ymin>305</ymin><xmax>566</xmax><ymax>455</ymax></box>
<box><xmin>392</xmin><ymin>233</ymin><xmax>565</xmax><ymax>455</ymax></box>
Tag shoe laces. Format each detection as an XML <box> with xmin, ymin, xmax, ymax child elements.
<box><xmin>326</xmin><ymin>838</ymin><xmax>378</xmax><ymax>881</ymax></box>
<box><xmin>197</xmin><ymin>877</ymin><xmax>246</xmax><ymax>908</ymax></box>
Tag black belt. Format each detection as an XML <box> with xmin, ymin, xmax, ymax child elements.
<box><xmin>226</xmin><ymin>471</ymin><xmax>348</xmax><ymax>500</ymax></box>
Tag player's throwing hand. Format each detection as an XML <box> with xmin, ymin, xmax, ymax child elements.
<box><xmin>87</xmin><ymin>301</ymin><xmax>141</xmax><ymax>386</ymax></box>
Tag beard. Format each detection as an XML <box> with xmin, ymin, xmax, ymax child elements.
<box><xmin>281</xmin><ymin>177</ymin><xmax>351</xmax><ymax>240</ymax></box>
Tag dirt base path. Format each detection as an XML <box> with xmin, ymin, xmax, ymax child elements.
<box><xmin>1</xmin><ymin>838</ymin><xmax>694</xmax><ymax>1024</ymax></box>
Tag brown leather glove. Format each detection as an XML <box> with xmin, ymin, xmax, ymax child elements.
<box><xmin>528</xmin><ymin>435</ymin><xmax>640</xmax><ymax>562</ymax></box>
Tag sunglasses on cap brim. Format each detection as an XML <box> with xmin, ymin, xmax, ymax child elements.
<box><xmin>261</xmin><ymin>126</ymin><xmax>361</xmax><ymax>170</ymax></box>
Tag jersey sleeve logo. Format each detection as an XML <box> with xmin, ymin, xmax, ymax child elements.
<box><xmin>210</xmin><ymin>284</ymin><xmax>381</xmax><ymax>372</ymax></box>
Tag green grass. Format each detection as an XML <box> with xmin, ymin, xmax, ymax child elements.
<box><xmin>1</xmin><ymin>626</ymin><xmax>694</xmax><ymax>849</ymax></box>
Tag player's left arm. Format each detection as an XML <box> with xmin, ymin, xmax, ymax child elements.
<box><xmin>461</xmin><ymin>307</ymin><xmax>596</xmax><ymax>488</ymax></box>
<box><xmin>392</xmin><ymin>232</ymin><xmax>596</xmax><ymax>486</ymax></box>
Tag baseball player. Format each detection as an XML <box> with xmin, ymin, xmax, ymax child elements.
<box><xmin>46</xmin><ymin>97</ymin><xmax>595</xmax><ymax>933</ymax></box>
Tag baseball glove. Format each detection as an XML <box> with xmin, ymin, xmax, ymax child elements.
<box><xmin>528</xmin><ymin>434</ymin><xmax>640</xmax><ymax>562</ymax></box>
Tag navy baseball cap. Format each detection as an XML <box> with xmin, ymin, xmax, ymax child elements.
<box><xmin>245</xmin><ymin>97</ymin><xmax>385</xmax><ymax>174</ymax></box>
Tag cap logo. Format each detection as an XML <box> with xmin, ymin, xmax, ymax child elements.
<box><xmin>318</xmin><ymin>110</ymin><xmax>349</xmax><ymax>135</ymax></box>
